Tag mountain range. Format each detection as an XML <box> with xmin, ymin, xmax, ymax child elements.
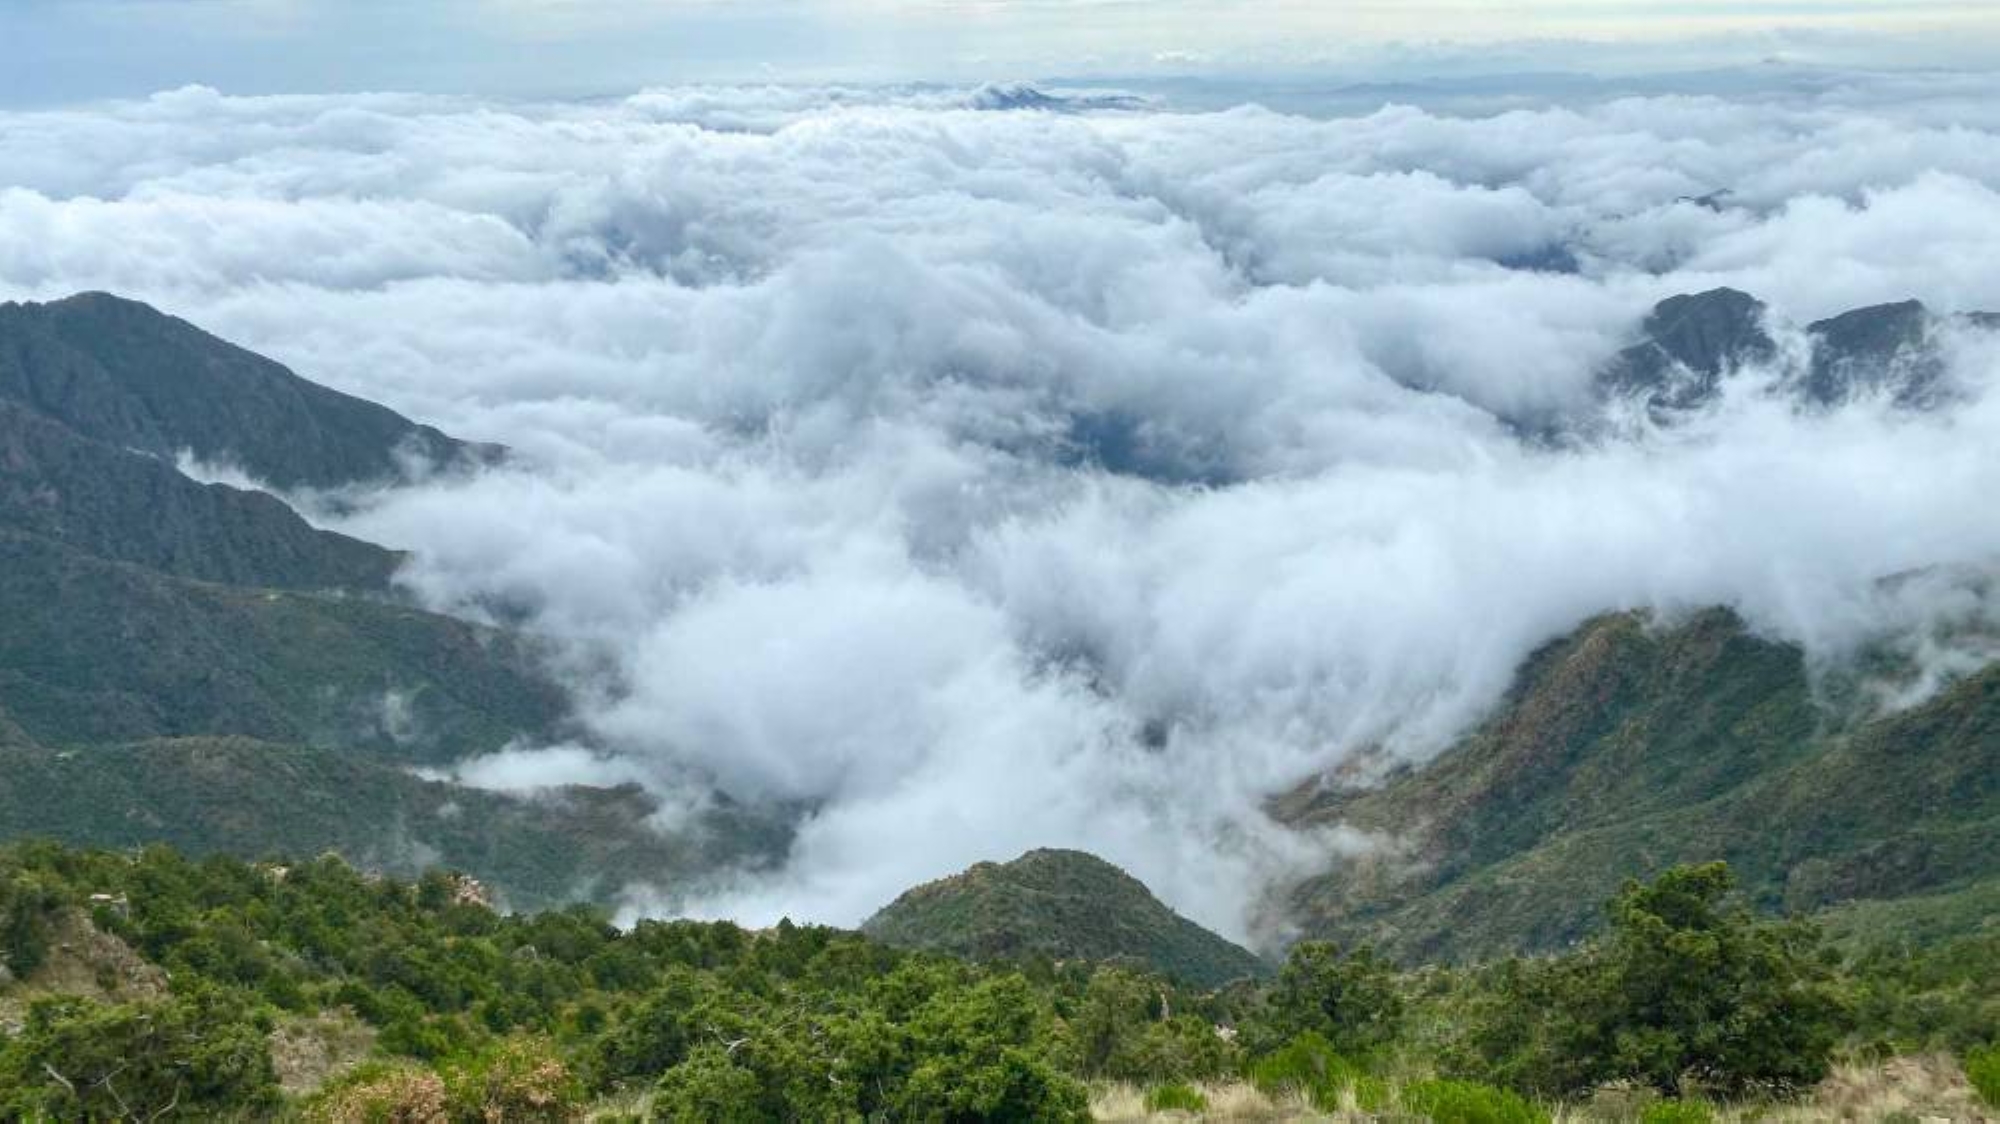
<box><xmin>0</xmin><ymin>289</ymin><xmax>1994</xmax><ymax>975</ymax></box>
<box><xmin>0</xmin><ymin>292</ymin><xmax>779</xmax><ymax>909</ymax></box>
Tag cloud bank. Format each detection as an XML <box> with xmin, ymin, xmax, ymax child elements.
<box><xmin>3</xmin><ymin>76</ymin><xmax>1999</xmax><ymax>940</ymax></box>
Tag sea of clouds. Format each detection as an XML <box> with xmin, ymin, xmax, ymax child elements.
<box><xmin>3</xmin><ymin>74</ymin><xmax>1999</xmax><ymax>940</ymax></box>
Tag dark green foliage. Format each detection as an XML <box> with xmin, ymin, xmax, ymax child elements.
<box><xmin>1257</xmin><ymin>941</ymin><xmax>1404</xmax><ymax>1057</ymax></box>
<box><xmin>1401</xmin><ymin>1078</ymin><xmax>1548</xmax><ymax>1124</ymax></box>
<box><xmin>1462</xmin><ymin>864</ymin><xmax>1848</xmax><ymax>1097</ymax></box>
<box><xmin>862</xmin><ymin>848</ymin><xmax>1268</xmax><ymax>988</ymax></box>
<box><xmin>0</xmin><ymin>865</ymin><xmax>60</xmax><ymax>977</ymax></box>
<box><xmin>0</xmin><ymin>985</ymin><xmax>279</xmax><ymax>1119</ymax></box>
<box><xmin>1966</xmin><ymin>1044</ymin><xmax>2000</xmax><ymax>1109</ymax></box>
<box><xmin>1144</xmin><ymin>1081</ymin><xmax>1208</xmax><ymax>1113</ymax></box>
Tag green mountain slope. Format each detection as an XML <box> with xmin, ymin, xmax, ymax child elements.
<box><xmin>0</xmin><ymin>399</ymin><xmax>399</xmax><ymax>590</ymax></box>
<box><xmin>0</xmin><ymin>528</ymin><xmax>565</xmax><ymax>762</ymax></box>
<box><xmin>863</xmin><ymin>849</ymin><xmax>1268</xmax><ymax>987</ymax></box>
<box><xmin>1278</xmin><ymin>610</ymin><xmax>2000</xmax><ymax>963</ymax></box>
<box><xmin>0</xmin><ymin>294</ymin><xmax>780</xmax><ymax>913</ymax></box>
<box><xmin>0</xmin><ymin>738</ymin><xmax>778</xmax><ymax>912</ymax></box>
<box><xmin>0</xmin><ymin>293</ymin><xmax>498</xmax><ymax>491</ymax></box>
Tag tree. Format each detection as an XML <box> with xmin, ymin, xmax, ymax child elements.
<box><xmin>1259</xmin><ymin>942</ymin><xmax>1405</xmax><ymax>1057</ymax></box>
<box><xmin>0</xmin><ymin>986</ymin><xmax>279</xmax><ymax>1120</ymax></box>
<box><xmin>652</xmin><ymin>1045</ymin><xmax>766</xmax><ymax>1123</ymax></box>
<box><xmin>1479</xmin><ymin>863</ymin><xmax>1849</xmax><ymax>1096</ymax></box>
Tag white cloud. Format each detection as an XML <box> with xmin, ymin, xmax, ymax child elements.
<box><xmin>2</xmin><ymin>76</ymin><xmax>1998</xmax><ymax>941</ymax></box>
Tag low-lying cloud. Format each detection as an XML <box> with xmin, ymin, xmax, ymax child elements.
<box><xmin>3</xmin><ymin>75</ymin><xmax>1998</xmax><ymax>941</ymax></box>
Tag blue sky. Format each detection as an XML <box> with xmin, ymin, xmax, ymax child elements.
<box><xmin>6</xmin><ymin>0</ymin><xmax>1999</xmax><ymax>105</ymax></box>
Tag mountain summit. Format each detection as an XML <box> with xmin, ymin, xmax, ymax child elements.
<box><xmin>862</xmin><ymin>848</ymin><xmax>1268</xmax><ymax>987</ymax></box>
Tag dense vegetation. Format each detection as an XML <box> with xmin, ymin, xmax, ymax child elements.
<box><xmin>0</xmin><ymin>844</ymin><xmax>1993</xmax><ymax>1121</ymax></box>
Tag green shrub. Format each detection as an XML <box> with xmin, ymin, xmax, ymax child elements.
<box><xmin>653</xmin><ymin>1045</ymin><xmax>765</xmax><ymax>1124</ymax></box>
<box><xmin>1639</xmin><ymin>1100</ymin><xmax>1717</xmax><ymax>1124</ymax></box>
<box><xmin>1470</xmin><ymin>864</ymin><xmax>1849</xmax><ymax>1097</ymax></box>
<box><xmin>0</xmin><ymin>871</ymin><xmax>60</xmax><ymax>978</ymax></box>
<box><xmin>1145</xmin><ymin>1081</ymin><xmax>1209</xmax><ymax>1113</ymax></box>
<box><xmin>1967</xmin><ymin>1044</ymin><xmax>2000</xmax><ymax>1109</ymax></box>
<box><xmin>1250</xmin><ymin>1031</ymin><xmax>1378</xmax><ymax>1110</ymax></box>
<box><xmin>444</xmin><ymin>1035</ymin><xmax>582</xmax><ymax>1122</ymax></box>
<box><xmin>303</xmin><ymin>1061</ymin><xmax>449</xmax><ymax>1123</ymax></box>
<box><xmin>1401</xmin><ymin>1078</ymin><xmax>1548</xmax><ymax>1124</ymax></box>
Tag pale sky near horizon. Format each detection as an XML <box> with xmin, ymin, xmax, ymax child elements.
<box><xmin>5</xmin><ymin>0</ymin><xmax>2000</xmax><ymax>105</ymax></box>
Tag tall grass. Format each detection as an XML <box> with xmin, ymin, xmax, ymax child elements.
<box><xmin>1086</xmin><ymin>1053</ymin><xmax>1987</xmax><ymax>1121</ymax></box>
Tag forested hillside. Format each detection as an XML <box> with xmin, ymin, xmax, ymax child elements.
<box><xmin>1278</xmin><ymin>607</ymin><xmax>2000</xmax><ymax>963</ymax></box>
<box><xmin>0</xmin><ymin>843</ymin><xmax>1995</xmax><ymax>1121</ymax></box>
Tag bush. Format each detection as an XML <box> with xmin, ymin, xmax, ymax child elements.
<box><xmin>1145</xmin><ymin>1081</ymin><xmax>1208</xmax><ymax>1113</ymax></box>
<box><xmin>1401</xmin><ymin>1078</ymin><xmax>1548</xmax><ymax>1124</ymax></box>
<box><xmin>653</xmin><ymin>1045</ymin><xmax>765</xmax><ymax>1123</ymax></box>
<box><xmin>1967</xmin><ymin>1044</ymin><xmax>2000</xmax><ymax>1109</ymax></box>
<box><xmin>305</xmin><ymin>1061</ymin><xmax>450</xmax><ymax>1123</ymax></box>
<box><xmin>0</xmin><ymin>870</ymin><xmax>60</xmax><ymax>979</ymax></box>
<box><xmin>1639</xmin><ymin>1100</ymin><xmax>1717</xmax><ymax>1124</ymax></box>
<box><xmin>1249</xmin><ymin>1031</ymin><xmax>1380</xmax><ymax>1110</ymax></box>
<box><xmin>444</xmin><ymin>1035</ymin><xmax>582</xmax><ymax>1122</ymax></box>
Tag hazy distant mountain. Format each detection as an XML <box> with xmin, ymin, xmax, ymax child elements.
<box><xmin>1596</xmin><ymin>288</ymin><xmax>1997</xmax><ymax>419</ymax></box>
<box><xmin>864</xmin><ymin>848</ymin><xmax>1268</xmax><ymax>987</ymax></box>
<box><xmin>1598</xmin><ymin>288</ymin><xmax>1778</xmax><ymax>412</ymax></box>
<box><xmin>1801</xmin><ymin>300</ymin><xmax>1946</xmax><ymax>407</ymax></box>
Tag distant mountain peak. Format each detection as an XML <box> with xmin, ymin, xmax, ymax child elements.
<box><xmin>1596</xmin><ymin>288</ymin><xmax>1997</xmax><ymax>419</ymax></box>
<box><xmin>963</xmin><ymin>84</ymin><xmax>1145</xmax><ymax>113</ymax></box>
<box><xmin>1802</xmin><ymin>299</ymin><xmax>1941</xmax><ymax>407</ymax></box>
<box><xmin>1599</xmin><ymin>287</ymin><xmax>1777</xmax><ymax>414</ymax></box>
<box><xmin>862</xmin><ymin>848</ymin><xmax>1267</xmax><ymax>987</ymax></box>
